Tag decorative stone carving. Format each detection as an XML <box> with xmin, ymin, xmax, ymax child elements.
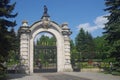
<box><xmin>41</xmin><ymin>19</ymin><xmax>50</xmax><ymax>29</ymax></box>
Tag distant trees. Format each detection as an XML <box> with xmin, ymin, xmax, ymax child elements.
<box><xmin>70</xmin><ymin>40</ymin><xmax>78</xmax><ymax>67</ymax></box>
<box><xmin>70</xmin><ymin>27</ymin><xmax>117</xmax><ymax>69</ymax></box>
<box><xmin>93</xmin><ymin>35</ymin><xmax>110</xmax><ymax>60</ymax></box>
<box><xmin>0</xmin><ymin>0</ymin><xmax>17</xmax><ymax>78</ymax></box>
<box><xmin>36</xmin><ymin>35</ymin><xmax>56</xmax><ymax>46</ymax></box>
<box><xmin>34</xmin><ymin>35</ymin><xmax>56</xmax><ymax>65</ymax></box>
<box><xmin>94</xmin><ymin>36</ymin><xmax>104</xmax><ymax>59</ymax></box>
<box><xmin>75</xmin><ymin>28</ymin><xmax>95</xmax><ymax>60</ymax></box>
<box><xmin>104</xmin><ymin>0</ymin><xmax>120</xmax><ymax>74</ymax></box>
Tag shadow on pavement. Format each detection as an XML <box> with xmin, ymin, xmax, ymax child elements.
<box><xmin>7</xmin><ymin>73</ymin><xmax>28</xmax><ymax>80</ymax></box>
<box><xmin>34</xmin><ymin>68</ymin><xmax>57</xmax><ymax>73</ymax></box>
<box><xmin>42</xmin><ymin>73</ymin><xmax>91</xmax><ymax>80</ymax></box>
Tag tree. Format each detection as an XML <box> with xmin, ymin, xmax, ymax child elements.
<box><xmin>37</xmin><ymin>35</ymin><xmax>56</xmax><ymax>46</ymax></box>
<box><xmin>85</xmin><ymin>32</ymin><xmax>95</xmax><ymax>59</ymax></box>
<box><xmin>70</xmin><ymin>40</ymin><xmax>77</xmax><ymax>67</ymax></box>
<box><xmin>75</xmin><ymin>28</ymin><xmax>95</xmax><ymax>60</ymax></box>
<box><xmin>0</xmin><ymin>0</ymin><xmax>17</xmax><ymax>78</ymax></box>
<box><xmin>8</xmin><ymin>28</ymin><xmax>19</xmax><ymax>64</ymax></box>
<box><xmin>93</xmin><ymin>35</ymin><xmax>111</xmax><ymax>60</ymax></box>
<box><xmin>75</xmin><ymin>28</ymin><xmax>86</xmax><ymax>53</ymax></box>
<box><xmin>104</xmin><ymin>0</ymin><xmax>120</xmax><ymax>42</ymax></box>
<box><xmin>104</xmin><ymin>0</ymin><xmax>120</xmax><ymax>74</ymax></box>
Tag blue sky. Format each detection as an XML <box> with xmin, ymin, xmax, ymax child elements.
<box><xmin>11</xmin><ymin>0</ymin><xmax>108</xmax><ymax>40</ymax></box>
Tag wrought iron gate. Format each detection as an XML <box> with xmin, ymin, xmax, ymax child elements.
<box><xmin>34</xmin><ymin>45</ymin><xmax>57</xmax><ymax>73</ymax></box>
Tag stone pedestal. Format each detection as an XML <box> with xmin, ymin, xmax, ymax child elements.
<box><xmin>18</xmin><ymin>21</ymin><xmax>30</xmax><ymax>74</ymax></box>
<box><xmin>62</xmin><ymin>23</ymin><xmax>73</xmax><ymax>72</ymax></box>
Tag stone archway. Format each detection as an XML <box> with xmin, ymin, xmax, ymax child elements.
<box><xmin>18</xmin><ymin>6</ymin><xmax>72</xmax><ymax>74</ymax></box>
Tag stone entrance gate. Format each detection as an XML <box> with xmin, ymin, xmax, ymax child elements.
<box><xmin>18</xmin><ymin>6</ymin><xmax>72</xmax><ymax>74</ymax></box>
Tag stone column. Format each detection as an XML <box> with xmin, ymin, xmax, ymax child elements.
<box><xmin>62</xmin><ymin>23</ymin><xmax>73</xmax><ymax>71</ymax></box>
<box><xmin>18</xmin><ymin>21</ymin><xmax>30</xmax><ymax>74</ymax></box>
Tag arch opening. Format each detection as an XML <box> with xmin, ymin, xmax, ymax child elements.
<box><xmin>33</xmin><ymin>32</ymin><xmax>57</xmax><ymax>73</ymax></box>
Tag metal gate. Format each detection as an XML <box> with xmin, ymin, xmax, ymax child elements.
<box><xmin>34</xmin><ymin>45</ymin><xmax>57</xmax><ymax>73</ymax></box>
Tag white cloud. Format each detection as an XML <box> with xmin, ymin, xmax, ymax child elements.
<box><xmin>77</xmin><ymin>14</ymin><xmax>108</xmax><ymax>32</ymax></box>
<box><xmin>94</xmin><ymin>15</ymin><xmax>108</xmax><ymax>28</ymax></box>
<box><xmin>77</xmin><ymin>23</ymin><xmax>98</xmax><ymax>32</ymax></box>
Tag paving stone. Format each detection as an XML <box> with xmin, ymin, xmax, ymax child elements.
<box><xmin>41</xmin><ymin>73</ymin><xmax>91</xmax><ymax>80</ymax></box>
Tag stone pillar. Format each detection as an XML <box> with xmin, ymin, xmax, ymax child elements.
<box><xmin>18</xmin><ymin>21</ymin><xmax>30</xmax><ymax>74</ymax></box>
<box><xmin>62</xmin><ymin>23</ymin><xmax>73</xmax><ymax>71</ymax></box>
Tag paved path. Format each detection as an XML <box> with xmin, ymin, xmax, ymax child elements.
<box><xmin>41</xmin><ymin>73</ymin><xmax>90</xmax><ymax>80</ymax></box>
<box><xmin>8</xmin><ymin>74</ymin><xmax>48</xmax><ymax>80</ymax></box>
<box><xmin>64</xmin><ymin>72</ymin><xmax>120</xmax><ymax>80</ymax></box>
<box><xmin>8</xmin><ymin>72</ymin><xmax>120</xmax><ymax>80</ymax></box>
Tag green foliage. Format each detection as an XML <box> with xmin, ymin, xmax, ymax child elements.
<box><xmin>0</xmin><ymin>0</ymin><xmax>17</xmax><ymax>78</ymax></box>
<box><xmin>7</xmin><ymin>28</ymin><xmax>19</xmax><ymax>68</ymax></box>
<box><xmin>70</xmin><ymin>40</ymin><xmax>78</xmax><ymax>66</ymax></box>
<box><xmin>37</xmin><ymin>35</ymin><xmax>56</xmax><ymax>46</ymax></box>
<box><xmin>34</xmin><ymin>34</ymin><xmax>56</xmax><ymax>65</ymax></box>
<box><xmin>75</xmin><ymin>28</ymin><xmax>95</xmax><ymax>59</ymax></box>
<box><xmin>75</xmin><ymin>28</ymin><xmax>86</xmax><ymax>52</ymax></box>
<box><xmin>93</xmin><ymin>35</ymin><xmax>111</xmax><ymax>59</ymax></box>
<box><xmin>104</xmin><ymin>0</ymin><xmax>120</xmax><ymax>43</ymax></box>
<box><xmin>104</xmin><ymin>0</ymin><xmax>120</xmax><ymax>74</ymax></box>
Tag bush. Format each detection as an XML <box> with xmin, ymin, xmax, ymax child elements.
<box><xmin>112</xmin><ymin>71</ymin><xmax>120</xmax><ymax>76</ymax></box>
<box><xmin>0</xmin><ymin>72</ymin><xmax>7</xmax><ymax>80</ymax></box>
